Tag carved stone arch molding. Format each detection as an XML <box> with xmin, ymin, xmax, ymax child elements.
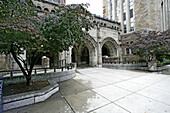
<box><xmin>101</xmin><ymin>37</ymin><xmax>119</xmax><ymax>48</ymax></box>
<box><xmin>81</xmin><ymin>35</ymin><xmax>97</xmax><ymax>50</ymax></box>
<box><xmin>101</xmin><ymin>37</ymin><xmax>119</xmax><ymax>57</ymax></box>
<box><xmin>71</xmin><ymin>34</ymin><xmax>98</xmax><ymax>67</ymax></box>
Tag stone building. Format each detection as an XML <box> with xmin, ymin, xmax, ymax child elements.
<box><xmin>0</xmin><ymin>0</ymin><xmax>169</xmax><ymax>70</ymax></box>
<box><xmin>103</xmin><ymin>0</ymin><xmax>170</xmax><ymax>33</ymax></box>
<box><xmin>0</xmin><ymin>0</ymin><xmax>121</xmax><ymax>70</ymax></box>
<box><xmin>103</xmin><ymin>0</ymin><xmax>170</xmax><ymax>61</ymax></box>
<box><xmin>31</xmin><ymin>0</ymin><xmax>121</xmax><ymax>67</ymax></box>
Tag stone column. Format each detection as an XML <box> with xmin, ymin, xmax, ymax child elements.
<box><xmin>165</xmin><ymin>0</ymin><xmax>169</xmax><ymax>30</ymax></box>
<box><xmin>112</xmin><ymin>0</ymin><xmax>116</xmax><ymax>20</ymax></box>
<box><xmin>67</xmin><ymin>47</ymin><xmax>72</xmax><ymax>64</ymax></box>
<box><xmin>119</xmin><ymin>46</ymin><xmax>123</xmax><ymax>63</ymax></box>
<box><xmin>125</xmin><ymin>0</ymin><xmax>130</xmax><ymax>32</ymax></box>
<box><xmin>163</xmin><ymin>0</ymin><xmax>166</xmax><ymax>31</ymax></box>
<box><xmin>120</xmin><ymin>0</ymin><xmax>124</xmax><ymax>33</ymax></box>
<box><xmin>96</xmin><ymin>25</ymin><xmax>102</xmax><ymax>67</ymax></box>
<box><xmin>93</xmin><ymin>49</ymin><xmax>98</xmax><ymax>66</ymax></box>
<box><xmin>168</xmin><ymin>0</ymin><xmax>170</xmax><ymax>29</ymax></box>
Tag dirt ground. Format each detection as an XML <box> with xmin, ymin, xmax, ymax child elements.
<box><xmin>3</xmin><ymin>80</ymin><xmax>49</xmax><ymax>96</ymax></box>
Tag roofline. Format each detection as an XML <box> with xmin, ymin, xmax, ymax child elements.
<box><xmin>42</xmin><ymin>0</ymin><xmax>65</xmax><ymax>6</ymax></box>
<box><xmin>93</xmin><ymin>14</ymin><xmax>121</xmax><ymax>25</ymax></box>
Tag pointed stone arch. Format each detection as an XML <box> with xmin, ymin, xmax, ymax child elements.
<box><xmin>101</xmin><ymin>37</ymin><xmax>119</xmax><ymax>57</ymax></box>
<box><xmin>71</xmin><ymin>35</ymin><xmax>98</xmax><ymax>67</ymax></box>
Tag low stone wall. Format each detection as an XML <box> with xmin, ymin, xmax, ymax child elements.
<box><xmin>3</xmin><ymin>69</ymin><xmax>76</xmax><ymax>85</ymax></box>
<box><xmin>3</xmin><ymin>79</ymin><xmax>59</xmax><ymax>111</ymax></box>
<box><xmin>157</xmin><ymin>65</ymin><xmax>170</xmax><ymax>75</ymax></box>
<box><xmin>102</xmin><ymin>63</ymin><xmax>148</xmax><ymax>70</ymax></box>
<box><xmin>3</xmin><ymin>69</ymin><xmax>76</xmax><ymax>111</ymax></box>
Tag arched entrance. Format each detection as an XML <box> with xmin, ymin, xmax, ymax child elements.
<box><xmin>71</xmin><ymin>48</ymin><xmax>76</xmax><ymax>63</ymax></box>
<box><xmin>71</xmin><ymin>45</ymin><xmax>90</xmax><ymax>67</ymax></box>
<box><xmin>71</xmin><ymin>35</ymin><xmax>98</xmax><ymax>67</ymax></box>
<box><xmin>80</xmin><ymin>46</ymin><xmax>89</xmax><ymax>65</ymax></box>
<box><xmin>101</xmin><ymin>37</ymin><xmax>119</xmax><ymax>63</ymax></box>
<box><xmin>102</xmin><ymin>44</ymin><xmax>110</xmax><ymax>57</ymax></box>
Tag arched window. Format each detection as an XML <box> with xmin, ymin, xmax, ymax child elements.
<box><xmin>126</xmin><ymin>48</ymin><xmax>130</xmax><ymax>55</ymax></box>
<box><xmin>37</xmin><ymin>6</ymin><xmax>41</xmax><ymax>10</ymax></box>
<box><xmin>44</xmin><ymin>8</ymin><xmax>49</xmax><ymax>12</ymax></box>
<box><xmin>51</xmin><ymin>10</ymin><xmax>55</xmax><ymax>14</ymax></box>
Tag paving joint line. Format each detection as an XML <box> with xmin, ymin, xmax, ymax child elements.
<box><xmin>134</xmin><ymin>93</ymin><xmax>170</xmax><ymax>107</ymax></box>
<box><xmin>59</xmin><ymin>91</ymin><xmax>76</xmax><ymax>113</ymax></box>
<box><xmin>87</xmin><ymin>103</ymin><xmax>112</xmax><ymax>113</ymax></box>
<box><xmin>92</xmin><ymin>89</ymin><xmax>133</xmax><ymax>113</ymax></box>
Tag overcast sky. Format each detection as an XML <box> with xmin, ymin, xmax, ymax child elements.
<box><xmin>66</xmin><ymin>0</ymin><xmax>103</xmax><ymax>16</ymax></box>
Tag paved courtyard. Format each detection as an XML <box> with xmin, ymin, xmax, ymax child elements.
<box><xmin>5</xmin><ymin>68</ymin><xmax>170</xmax><ymax>113</ymax></box>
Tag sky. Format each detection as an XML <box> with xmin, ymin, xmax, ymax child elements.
<box><xmin>66</xmin><ymin>0</ymin><xmax>103</xmax><ymax>16</ymax></box>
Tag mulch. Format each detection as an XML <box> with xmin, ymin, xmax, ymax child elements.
<box><xmin>3</xmin><ymin>80</ymin><xmax>49</xmax><ymax>96</ymax></box>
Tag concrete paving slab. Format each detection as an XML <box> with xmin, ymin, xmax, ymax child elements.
<box><xmin>59</xmin><ymin>79</ymin><xmax>89</xmax><ymax>96</ymax></box>
<box><xmin>114</xmin><ymin>81</ymin><xmax>147</xmax><ymax>92</ymax></box>
<box><xmin>86</xmin><ymin>74</ymin><xmax>122</xmax><ymax>84</ymax></box>
<box><xmin>127</xmin><ymin>76</ymin><xmax>161</xmax><ymax>86</ymax></box>
<box><xmin>74</xmin><ymin>77</ymin><xmax>109</xmax><ymax>89</ymax></box>
<box><xmin>137</xmin><ymin>87</ymin><xmax>170</xmax><ymax>105</ymax></box>
<box><xmin>108</xmin><ymin>74</ymin><xmax>133</xmax><ymax>80</ymax></box>
<box><xmin>90</xmin><ymin>103</ymin><xmax>130</xmax><ymax>113</ymax></box>
<box><xmin>73</xmin><ymin>74</ymin><xmax>93</xmax><ymax>80</ymax></box>
<box><xmin>151</xmin><ymin>79</ymin><xmax>170</xmax><ymax>92</ymax></box>
<box><xmin>95</xmin><ymin>76</ymin><xmax>122</xmax><ymax>84</ymax></box>
<box><xmin>65</xmin><ymin>90</ymin><xmax>110</xmax><ymax>113</ymax></box>
<box><xmin>115</xmin><ymin>93</ymin><xmax>170</xmax><ymax>113</ymax></box>
<box><xmin>4</xmin><ymin>92</ymin><xmax>74</xmax><ymax>113</ymax></box>
<box><xmin>93</xmin><ymin>85</ymin><xmax>132</xmax><ymax>102</ymax></box>
<box><xmin>5</xmin><ymin>68</ymin><xmax>170</xmax><ymax>113</ymax></box>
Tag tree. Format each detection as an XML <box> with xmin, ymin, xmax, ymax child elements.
<box><xmin>40</xmin><ymin>3</ymin><xmax>93</xmax><ymax>53</ymax></box>
<box><xmin>0</xmin><ymin>0</ymin><xmax>93</xmax><ymax>85</ymax></box>
<box><xmin>124</xmin><ymin>29</ymin><xmax>170</xmax><ymax>66</ymax></box>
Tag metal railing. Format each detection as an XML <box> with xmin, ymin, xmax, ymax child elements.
<box><xmin>0</xmin><ymin>59</ymin><xmax>75</xmax><ymax>77</ymax></box>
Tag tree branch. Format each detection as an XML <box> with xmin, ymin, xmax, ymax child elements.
<box><xmin>10</xmin><ymin>44</ymin><xmax>28</xmax><ymax>77</ymax></box>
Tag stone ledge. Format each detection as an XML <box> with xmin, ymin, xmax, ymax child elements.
<box><xmin>3</xmin><ymin>79</ymin><xmax>59</xmax><ymax>111</ymax></box>
<box><xmin>3</xmin><ymin>69</ymin><xmax>76</xmax><ymax>111</ymax></box>
<box><xmin>3</xmin><ymin>69</ymin><xmax>76</xmax><ymax>84</ymax></box>
<box><xmin>102</xmin><ymin>64</ymin><xmax>148</xmax><ymax>70</ymax></box>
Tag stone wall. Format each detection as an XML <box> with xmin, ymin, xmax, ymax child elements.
<box><xmin>3</xmin><ymin>69</ymin><xmax>76</xmax><ymax>85</ymax></box>
<box><xmin>102</xmin><ymin>63</ymin><xmax>148</xmax><ymax>70</ymax></box>
<box><xmin>134</xmin><ymin>0</ymin><xmax>162</xmax><ymax>31</ymax></box>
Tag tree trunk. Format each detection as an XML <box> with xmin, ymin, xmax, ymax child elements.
<box><xmin>10</xmin><ymin>45</ymin><xmax>40</xmax><ymax>85</ymax></box>
<box><xmin>26</xmin><ymin>74</ymin><xmax>32</xmax><ymax>85</ymax></box>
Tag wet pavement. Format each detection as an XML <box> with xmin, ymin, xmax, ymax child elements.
<box><xmin>5</xmin><ymin>68</ymin><xmax>170</xmax><ymax>113</ymax></box>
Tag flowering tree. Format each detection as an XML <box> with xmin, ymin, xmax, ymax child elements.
<box><xmin>125</xmin><ymin>29</ymin><xmax>170</xmax><ymax>65</ymax></box>
<box><xmin>0</xmin><ymin>0</ymin><xmax>93</xmax><ymax>85</ymax></box>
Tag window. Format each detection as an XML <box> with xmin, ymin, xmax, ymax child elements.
<box><xmin>129</xmin><ymin>0</ymin><xmax>133</xmax><ymax>9</ymax></box>
<box><xmin>130</xmin><ymin>9</ymin><xmax>133</xmax><ymax>18</ymax></box>
<box><xmin>110</xmin><ymin>0</ymin><xmax>113</xmax><ymax>19</ymax></box>
<box><xmin>115</xmin><ymin>0</ymin><xmax>118</xmax><ymax>16</ymax></box>
<box><xmin>130</xmin><ymin>18</ymin><xmax>134</xmax><ymax>31</ymax></box>
<box><xmin>123</xmin><ymin>13</ymin><xmax>126</xmax><ymax>21</ymax></box>
<box><xmin>129</xmin><ymin>0</ymin><xmax>134</xmax><ymax>31</ymax></box>
<box><xmin>124</xmin><ymin>21</ymin><xmax>126</xmax><ymax>33</ymax></box>
<box><xmin>126</xmin><ymin>48</ymin><xmax>130</xmax><ymax>55</ymax></box>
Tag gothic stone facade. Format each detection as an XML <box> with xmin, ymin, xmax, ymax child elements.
<box><xmin>0</xmin><ymin>0</ymin><xmax>122</xmax><ymax>70</ymax></box>
<box><xmin>0</xmin><ymin>0</ymin><xmax>169</xmax><ymax>70</ymax></box>
<box><xmin>103</xmin><ymin>0</ymin><xmax>170</xmax><ymax>62</ymax></box>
